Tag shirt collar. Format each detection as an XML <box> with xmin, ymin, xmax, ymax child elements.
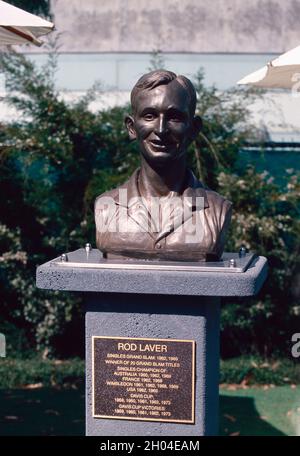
<box><xmin>115</xmin><ymin>168</ymin><xmax>209</xmax><ymax>209</ymax></box>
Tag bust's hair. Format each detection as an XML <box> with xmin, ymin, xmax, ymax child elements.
<box><xmin>131</xmin><ymin>70</ymin><xmax>197</xmax><ymax>116</ymax></box>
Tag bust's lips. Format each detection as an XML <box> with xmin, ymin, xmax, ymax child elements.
<box><xmin>149</xmin><ymin>139</ymin><xmax>176</xmax><ymax>151</ymax></box>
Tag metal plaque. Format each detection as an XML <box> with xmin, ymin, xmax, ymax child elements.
<box><xmin>92</xmin><ymin>336</ymin><xmax>195</xmax><ymax>423</ymax></box>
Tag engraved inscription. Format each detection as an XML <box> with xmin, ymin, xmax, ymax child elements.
<box><xmin>92</xmin><ymin>337</ymin><xmax>195</xmax><ymax>423</ymax></box>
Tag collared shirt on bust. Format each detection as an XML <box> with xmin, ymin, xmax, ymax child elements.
<box><xmin>95</xmin><ymin>168</ymin><xmax>232</xmax><ymax>261</ymax></box>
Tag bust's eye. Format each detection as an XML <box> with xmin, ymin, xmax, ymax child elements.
<box><xmin>168</xmin><ymin>112</ymin><xmax>185</xmax><ymax>122</ymax></box>
<box><xmin>143</xmin><ymin>113</ymin><xmax>155</xmax><ymax>121</ymax></box>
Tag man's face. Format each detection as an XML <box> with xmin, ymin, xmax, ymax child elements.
<box><xmin>128</xmin><ymin>80</ymin><xmax>196</xmax><ymax>166</ymax></box>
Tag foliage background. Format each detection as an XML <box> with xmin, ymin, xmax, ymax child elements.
<box><xmin>0</xmin><ymin>48</ymin><xmax>299</xmax><ymax>359</ymax></box>
<box><xmin>7</xmin><ymin>0</ymin><xmax>51</xmax><ymax>19</ymax></box>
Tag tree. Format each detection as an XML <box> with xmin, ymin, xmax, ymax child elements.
<box><xmin>7</xmin><ymin>1</ymin><xmax>51</xmax><ymax>19</ymax></box>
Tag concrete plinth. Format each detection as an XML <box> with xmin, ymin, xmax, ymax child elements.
<box><xmin>36</xmin><ymin>251</ymin><xmax>268</xmax><ymax>436</ymax></box>
<box><xmin>86</xmin><ymin>293</ymin><xmax>220</xmax><ymax>436</ymax></box>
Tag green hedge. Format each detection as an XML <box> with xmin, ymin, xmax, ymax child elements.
<box><xmin>0</xmin><ymin>358</ymin><xmax>84</xmax><ymax>389</ymax></box>
<box><xmin>220</xmin><ymin>357</ymin><xmax>300</xmax><ymax>385</ymax></box>
<box><xmin>0</xmin><ymin>357</ymin><xmax>299</xmax><ymax>389</ymax></box>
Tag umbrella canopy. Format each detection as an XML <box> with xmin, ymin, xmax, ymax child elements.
<box><xmin>0</xmin><ymin>0</ymin><xmax>54</xmax><ymax>47</ymax></box>
<box><xmin>237</xmin><ymin>45</ymin><xmax>300</xmax><ymax>89</ymax></box>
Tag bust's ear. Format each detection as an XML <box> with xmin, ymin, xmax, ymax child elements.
<box><xmin>190</xmin><ymin>115</ymin><xmax>202</xmax><ymax>141</ymax></box>
<box><xmin>125</xmin><ymin>115</ymin><xmax>137</xmax><ymax>140</ymax></box>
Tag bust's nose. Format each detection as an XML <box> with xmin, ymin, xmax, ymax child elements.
<box><xmin>154</xmin><ymin>114</ymin><xmax>169</xmax><ymax>138</ymax></box>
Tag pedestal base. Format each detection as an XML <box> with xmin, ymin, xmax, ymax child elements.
<box><xmin>36</xmin><ymin>252</ymin><xmax>268</xmax><ymax>437</ymax></box>
<box><xmin>85</xmin><ymin>293</ymin><xmax>220</xmax><ymax>436</ymax></box>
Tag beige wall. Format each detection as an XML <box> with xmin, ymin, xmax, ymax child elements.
<box><xmin>51</xmin><ymin>0</ymin><xmax>300</xmax><ymax>53</ymax></box>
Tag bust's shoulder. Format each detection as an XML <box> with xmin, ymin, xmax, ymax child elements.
<box><xmin>190</xmin><ymin>170</ymin><xmax>232</xmax><ymax>215</ymax></box>
<box><xmin>205</xmin><ymin>187</ymin><xmax>232</xmax><ymax>212</ymax></box>
<box><xmin>203</xmin><ymin>187</ymin><xmax>232</xmax><ymax>233</ymax></box>
<box><xmin>94</xmin><ymin>185</ymin><xmax>122</xmax><ymax>232</ymax></box>
<box><xmin>95</xmin><ymin>187</ymin><xmax>120</xmax><ymax>207</ymax></box>
<box><xmin>95</xmin><ymin>169</ymin><xmax>138</xmax><ymax>209</ymax></box>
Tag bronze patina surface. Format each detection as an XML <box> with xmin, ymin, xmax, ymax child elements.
<box><xmin>95</xmin><ymin>70</ymin><xmax>231</xmax><ymax>261</ymax></box>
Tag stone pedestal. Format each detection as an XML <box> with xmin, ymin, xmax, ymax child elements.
<box><xmin>36</xmin><ymin>250</ymin><xmax>267</xmax><ymax>436</ymax></box>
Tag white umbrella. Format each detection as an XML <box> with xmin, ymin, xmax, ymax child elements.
<box><xmin>237</xmin><ymin>45</ymin><xmax>300</xmax><ymax>89</ymax></box>
<box><xmin>0</xmin><ymin>0</ymin><xmax>54</xmax><ymax>47</ymax></box>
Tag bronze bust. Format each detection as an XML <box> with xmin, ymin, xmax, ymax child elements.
<box><xmin>95</xmin><ymin>70</ymin><xmax>232</xmax><ymax>261</ymax></box>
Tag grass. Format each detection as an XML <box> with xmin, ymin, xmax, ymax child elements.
<box><xmin>220</xmin><ymin>385</ymin><xmax>300</xmax><ymax>436</ymax></box>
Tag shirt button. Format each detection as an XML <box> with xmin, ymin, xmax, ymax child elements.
<box><xmin>156</xmin><ymin>243</ymin><xmax>161</xmax><ymax>249</ymax></box>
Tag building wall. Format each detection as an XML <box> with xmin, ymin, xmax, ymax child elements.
<box><xmin>2</xmin><ymin>0</ymin><xmax>300</xmax><ymax>142</ymax></box>
<box><xmin>51</xmin><ymin>0</ymin><xmax>300</xmax><ymax>53</ymax></box>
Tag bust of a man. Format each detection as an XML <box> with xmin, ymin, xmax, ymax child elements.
<box><xmin>95</xmin><ymin>70</ymin><xmax>232</xmax><ymax>261</ymax></box>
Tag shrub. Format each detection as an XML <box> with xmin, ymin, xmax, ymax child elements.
<box><xmin>219</xmin><ymin>167</ymin><xmax>300</xmax><ymax>357</ymax></box>
<box><xmin>0</xmin><ymin>357</ymin><xmax>84</xmax><ymax>388</ymax></box>
<box><xmin>0</xmin><ymin>356</ymin><xmax>299</xmax><ymax>388</ymax></box>
<box><xmin>220</xmin><ymin>356</ymin><xmax>300</xmax><ymax>385</ymax></box>
<box><xmin>7</xmin><ymin>1</ymin><xmax>51</xmax><ymax>19</ymax></box>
